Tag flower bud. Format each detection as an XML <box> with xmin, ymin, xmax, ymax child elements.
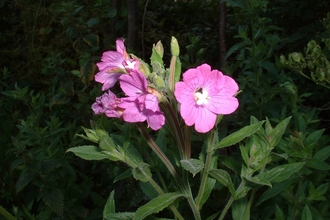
<box><xmin>155</xmin><ymin>41</ymin><xmax>164</xmax><ymax>58</ymax></box>
<box><xmin>171</xmin><ymin>36</ymin><xmax>180</xmax><ymax>56</ymax></box>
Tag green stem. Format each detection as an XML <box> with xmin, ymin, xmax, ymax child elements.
<box><xmin>182</xmin><ymin>170</ymin><xmax>201</xmax><ymax>220</ymax></box>
<box><xmin>137</xmin><ymin>123</ymin><xmax>181</xmax><ymax>186</ymax></box>
<box><xmin>186</xmin><ymin>190</ymin><xmax>201</xmax><ymax>220</ymax></box>
<box><xmin>184</xmin><ymin>125</ymin><xmax>191</xmax><ymax>159</ymax></box>
<box><xmin>0</xmin><ymin>205</ymin><xmax>16</xmax><ymax>220</ymax></box>
<box><xmin>160</xmin><ymin>101</ymin><xmax>186</xmax><ymax>157</ymax></box>
<box><xmin>195</xmin><ymin>130</ymin><xmax>216</xmax><ymax>210</ymax></box>
<box><xmin>218</xmin><ymin>180</ymin><xmax>247</xmax><ymax>220</ymax></box>
<box><xmin>218</xmin><ymin>196</ymin><xmax>235</xmax><ymax>220</ymax></box>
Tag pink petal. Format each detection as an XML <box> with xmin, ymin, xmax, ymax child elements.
<box><xmin>116</xmin><ymin>39</ymin><xmax>125</xmax><ymax>54</ymax></box>
<box><xmin>120</xmin><ymin>98</ymin><xmax>146</xmax><ymax>122</ymax></box>
<box><xmin>144</xmin><ymin>94</ymin><xmax>160</xmax><ymax>112</ymax></box>
<box><xmin>98</xmin><ymin>51</ymin><xmax>125</xmax><ymax>69</ymax></box>
<box><xmin>146</xmin><ymin>111</ymin><xmax>165</xmax><ymax>130</ymax></box>
<box><xmin>174</xmin><ymin>82</ymin><xmax>194</xmax><ymax>103</ymax></box>
<box><xmin>120</xmin><ymin>71</ymin><xmax>148</xmax><ymax>96</ymax></box>
<box><xmin>179</xmin><ymin>99</ymin><xmax>198</xmax><ymax>126</ymax></box>
<box><xmin>194</xmin><ymin>108</ymin><xmax>217</xmax><ymax>133</ymax></box>
<box><xmin>95</xmin><ymin>71</ymin><xmax>121</xmax><ymax>91</ymax></box>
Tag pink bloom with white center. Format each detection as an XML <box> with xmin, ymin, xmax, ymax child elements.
<box><xmin>118</xmin><ymin>70</ymin><xmax>165</xmax><ymax>130</ymax></box>
<box><xmin>95</xmin><ymin>39</ymin><xmax>139</xmax><ymax>91</ymax></box>
<box><xmin>174</xmin><ymin>63</ymin><xmax>239</xmax><ymax>133</ymax></box>
<box><xmin>92</xmin><ymin>91</ymin><xmax>122</xmax><ymax>118</ymax></box>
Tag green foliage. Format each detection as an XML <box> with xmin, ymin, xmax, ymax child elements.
<box><xmin>2</xmin><ymin>0</ymin><xmax>330</xmax><ymax>219</ymax></box>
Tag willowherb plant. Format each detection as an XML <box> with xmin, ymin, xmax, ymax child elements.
<box><xmin>67</xmin><ymin>38</ymin><xmax>301</xmax><ymax>220</ymax></box>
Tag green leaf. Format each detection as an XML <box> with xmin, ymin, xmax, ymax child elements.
<box><xmin>83</xmin><ymin>34</ymin><xmax>99</xmax><ymax>46</ymax></box>
<box><xmin>226</xmin><ymin>41</ymin><xmax>247</xmax><ymax>59</ymax></box>
<box><xmin>267</xmin><ymin>117</ymin><xmax>291</xmax><ymax>149</ymax></box>
<box><xmin>114</xmin><ymin>168</ymin><xmax>132</xmax><ymax>183</ymax></box>
<box><xmin>232</xmin><ymin>197</ymin><xmax>249</xmax><ymax>220</ymax></box>
<box><xmin>86</xmin><ymin>18</ymin><xmax>99</xmax><ymax>28</ymax></box>
<box><xmin>104</xmin><ymin>212</ymin><xmax>135</xmax><ymax>220</ymax></box>
<box><xmin>80</xmin><ymin>61</ymin><xmax>96</xmax><ymax>86</ymax></box>
<box><xmin>67</xmin><ymin>145</ymin><xmax>110</xmax><ymax>160</ymax></box>
<box><xmin>132</xmin><ymin>162</ymin><xmax>152</xmax><ymax>182</ymax></box>
<box><xmin>140</xmin><ymin>182</ymin><xmax>158</xmax><ymax>199</ymax></box>
<box><xmin>16</xmin><ymin>169</ymin><xmax>34</xmax><ymax>193</ymax></box>
<box><xmin>199</xmin><ymin>178</ymin><xmax>216</xmax><ymax>209</ymax></box>
<box><xmin>275</xmin><ymin>204</ymin><xmax>285</xmax><ymax>220</ymax></box>
<box><xmin>314</xmin><ymin>146</ymin><xmax>330</xmax><ymax>161</ymax></box>
<box><xmin>215</xmin><ymin>121</ymin><xmax>264</xmax><ymax>149</ymax></box>
<box><xmin>219</xmin><ymin>156</ymin><xmax>241</xmax><ymax>174</ymax></box>
<box><xmin>244</xmin><ymin>175</ymin><xmax>271</xmax><ymax>187</ymax></box>
<box><xmin>134</xmin><ymin>192</ymin><xmax>184</xmax><ymax>220</ymax></box>
<box><xmin>180</xmin><ymin>159</ymin><xmax>204</xmax><ymax>177</ymax></box>
<box><xmin>42</xmin><ymin>188</ymin><xmax>63</xmax><ymax>216</ymax></box>
<box><xmin>103</xmin><ymin>190</ymin><xmax>116</xmax><ymax>218</ymax></box>
<box><xmin>206</xmin><ymin>212</ymin><xmax>221</xmax><ymax>220</ymax></box>
<box><xmin>306</xmin><ymin>158</ymin><xmax>330</xmax><ymax>170</ymax></box>
<box><xmin>255</xmin><ymin>162</ymin><xmax>305</xmax><ymax>183</ymax></box>
<box><xmin>209</xmin><ymin>169</ymin><xmax>236</xmax><ymax>196</ymax></box>
<box><xmin>302</xmin><ymin>205</ymin><xmax>313</xmax><ymax>220</ymax></box>
<box><xmin>308</xmin><ymin>182</ymin><xmax>328</xmax><ymax>201</ymax></box>
<box><xmin>239</xmin><ymin>145</ymin><xmax>249</xmax><ymax>167</ymax></box>
<box><xmin>305</xmin><ymin>129</ymin><xmax>324</xmax><ymax>148</ymax></box>
<box><xmin>99</xmin><ymin>135</ymin><xmax>116</xmax><ymax>152</ymax></box>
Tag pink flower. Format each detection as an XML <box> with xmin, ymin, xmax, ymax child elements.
<box><xmin>174</xmin><ymin>64</ymin><xmax>239</xmax><ymax>133</ymax></box>
<box><xmin>118</xmin><ymin>70</ymin><xmax>165</xmax><ymax>130</ymax></box>
<box><xmin>95</xmin><ymin>39</ymin><xmax>139</xmax><ymax>91</ymax></box>
<box><xmin>92</xmin><ymin>91</ymin><xmax>122</xmax><ymax>118</ymax></box>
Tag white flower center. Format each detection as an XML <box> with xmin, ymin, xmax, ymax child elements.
<box><xmin>195</xmin><ymin>88</ymin><xmax>209</xmax><ymax>105</ymax></box>
<box><xmin>124</xmin><ymin>60</ymin><xmax>136</xmax><ymax>69</ymax></box>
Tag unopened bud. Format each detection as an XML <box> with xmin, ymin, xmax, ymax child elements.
<box><xmin>171</xmin><ymin>36</ymin><xmax>180</xmax><ymax>56</ymax></box>
<box><xmin>155</xmin><ymin>41</ymin><xmax>164</xmax><ymax>58</ymax></box>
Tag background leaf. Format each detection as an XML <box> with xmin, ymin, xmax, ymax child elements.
<box><xmin>134</xmin><ymin>192</ymin><xmax>184</xmax><ymax>220</ymax></box>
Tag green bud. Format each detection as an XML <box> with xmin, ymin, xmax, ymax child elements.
<box><xmin>170</xmin><ymin>36</ymin><xmax>180</xmax><ymax>56</ymax></box>
<box><xmin>291</xmin><ymin>52</ymin><xmax>302</xmax><ymax>63</ymax></box>
<box><xmin>316</xmin><ymin>69</ymin><xmax>325</xmax><ymax>81</ymax></box>
<box><xmin>155</xmin><ymin>41</ymin><xmax>164</xmax><ymax>58</ymax></box>
<box><xmin>280</xmin><ymin>55</ymin><xmax>287</xmax><ymax>65</ymax></box>
<box><xmin>154</xmin><ymin>75</ymin><xmax>165</xmax><ymax>88</ymax></box>
<box><xmin>138</xmin><ymin>62</ymin><xmax>150</xmax><ymax>77</ymax></box>
<box><xmin>249</xmin><ymin>144</ymin><xmax>258</xmax><ymax>157</ymax></box>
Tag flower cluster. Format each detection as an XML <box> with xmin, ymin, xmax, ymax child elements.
<box><xmin>92</xmin><ymin>39</ymin><xmax>239</xmax><ymax>133</ymax></box>
<box><xmin>92</xmin><ymin>39</ymin><xmax>165</xmax><ymax>130</ymax></box>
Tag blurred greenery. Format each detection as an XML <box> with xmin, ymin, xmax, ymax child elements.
<box><xmin>1</xmin><ymin>0</ymin><xmax>330</xmax><ymax>219</ymax></box>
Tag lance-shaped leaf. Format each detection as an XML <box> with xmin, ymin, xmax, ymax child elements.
<box><xmin>254</xmin><ymin>162</ymin><xmax>305</xmax><ymax>183</ymax></box>
<box><xmin>104</xmin><ymin>212</ymin><xmax>135</xmax><ymax>220</ymax></box>
<box><xmin>266</xmin><ymin>117</ymin><xmax>291</xmax><ymax>149</ymax></box>
<box><xmin>132</xmin><ymin>162</ymin><xmax>152</xmax><ymax>182</ymax></box>
<box><xmin>209</xmin><ymin>169</ymin><xmax>236</xmax><ymax>196</ymax></box>
<box><xmin>67</xmin><ymin>145</ymin><xmax>112</xmax><ymax>160</ymax></box>
<box><xmin>99</xmin><ymin>135</ymin><xmax>116</xmax><ymax>152</ymax></box>
<box><xmin>214</xmin><ymin>121</ymin><xmax>264</xmax><ymax>149</ymax></box>
<box><xmin>256</xmin><ymin>177</ymin><xmax>300</xmax><ymax>206</ymax></box>
<box><xmin>244</xmin><ymin>175</ymin><xmax>272</xmax><ymax>188</ymax></box>
<box><xmin>180</xmin><ymin>159</ymin><xmax>204</xmax><ymax>177</ymax></box>
<box><xmin>103</xmin><ymin>190</ymin><xmax>116</xmax><ymax>218</ymax></box>
<box><xmin>134</xmin><ymin>192</ymin><xmax>184</xmax><ymax>220</ymax></box>
<box><xmin>301</xmin><ymin>205</ymin><xmax>312</xmax><ymax>220</ymax></box>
